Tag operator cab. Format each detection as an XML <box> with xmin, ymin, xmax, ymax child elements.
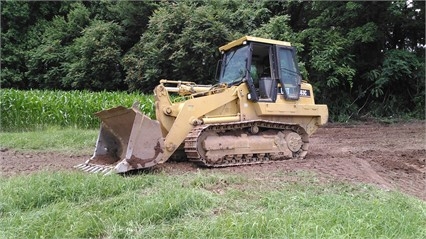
<box><xmin>218</xmin><ymin>36</ymin><xmax>302</xmax><ymax>102</ymax></box>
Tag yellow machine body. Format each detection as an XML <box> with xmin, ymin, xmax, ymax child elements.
<box><xmin>75</xmin><ymin>36</ymin><xmax>328</xmax><ymax>173</ymax></box>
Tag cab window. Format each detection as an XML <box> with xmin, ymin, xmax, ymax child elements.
<box><xmin>220</xmin><ymin>45</ymin><xmax>249</xmax><ymax>84</ymax></box>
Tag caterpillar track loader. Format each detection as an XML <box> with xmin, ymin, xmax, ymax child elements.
<box><xmin>75</xmin><ymin>36</ymin><xmax>328</xmax><ymax>174</ymax></box>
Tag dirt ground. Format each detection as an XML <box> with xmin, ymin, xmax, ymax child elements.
<box><xmin>1</xmin><ymin>121</ymin><xmax>425</xmax><ymax>200</ymax></box>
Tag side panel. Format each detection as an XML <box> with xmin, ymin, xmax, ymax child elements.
<box><xmin>235</xmin><ymin>82</ymin><xmax>328</xmax><ymax>135</ymax></box>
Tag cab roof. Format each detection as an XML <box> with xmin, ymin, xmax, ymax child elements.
<box><xmin>218</xmin><ymin>36</ymin><xmax>292</xmax><ymax>52</ymax></box>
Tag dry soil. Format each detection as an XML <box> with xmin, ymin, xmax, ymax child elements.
<box><xmin>1</xmin><ymin>121</ymin><xmax>425</xmax><ymax>200</ymax></box>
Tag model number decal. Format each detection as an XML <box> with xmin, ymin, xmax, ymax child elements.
<box><xmin>299</xmin><ymin>89</ymin><xmax>311</xmax><ymax>97</ymax></box>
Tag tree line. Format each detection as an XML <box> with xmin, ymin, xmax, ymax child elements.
<box><xmin>1</xmin><ymin>0</ymin><xmax>424</xmax><ymax>120</ymax></box>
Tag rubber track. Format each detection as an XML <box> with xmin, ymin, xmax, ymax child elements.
<box><xmin>184</xmin><ymin>120</ymin><xmax>309</xmax><ymax>167</ymax></box>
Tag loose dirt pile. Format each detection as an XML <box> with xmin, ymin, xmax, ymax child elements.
<box><xmin>1</xmin><ymin>121</ymin><xmax>425</xmax><ymax>200</ymax></box>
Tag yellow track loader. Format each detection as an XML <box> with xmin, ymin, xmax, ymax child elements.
<box><xmin>75</xmin><ymin>36</ymin><xmax>328</xmax><ymax>174</ymax></box>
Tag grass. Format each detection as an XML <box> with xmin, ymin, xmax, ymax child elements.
<box><xmin>0</xmin><ymin>170</ymin><xmax>425</xmax><ymax>239</ymax></box>
<box><xmin>0</xmin><ymin>126</ymin><xmax>97</xmax><ymax>155</ymax></box>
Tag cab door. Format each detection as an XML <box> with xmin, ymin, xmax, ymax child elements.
<box><xmin>248</xmin><ymin>42</ymin><xmax>277</xmax><ymax>102</ymax></box>
<box><xmin>275</xmin><ymin>46</ymin><xmax>302</xmax><ymax>100</ymax></box>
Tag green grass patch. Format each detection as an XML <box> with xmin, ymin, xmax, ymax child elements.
<box><xmin>0</xmin><ymin>127</ymin><xmax>97</xmax><ymax>154</ymax></box>
<box><xmin>0</xmin><ymin>89</ymin><xmax>155</xmax><ymax>131</ymax></box>
<box><xmin>0</xmin><ymin>171</ymin><xmax>425</xmax><ymax>239</ymax></box>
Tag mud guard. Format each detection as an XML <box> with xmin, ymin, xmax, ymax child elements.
<box><xmin>87</xmin><ymin>103</ymin><xmax>164</xmax><ymax>173</ymax></box>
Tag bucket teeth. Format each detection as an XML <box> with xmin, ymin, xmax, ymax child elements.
<box><xmin>101</xmin><ymin>168</ymin><xmax>111</xmax><ymax>173</ymax></box>
<box><xmin>82</xmin><ymin>165</ymin><xmax>92</xmax><ymax>171</ymax></box>
<box><xmin>74</xmin><ymin>163</ymin><xmax>113</xmax><ymax>175</ymax></box>
<box><xmin>91</xmin><ymin>167</ymin><xmax>103</xmax><ymax>173</ymax></box>
<box><xmin>74</xmin><ymin>163</ymin><xmax>86</xmax><ymax>169</ymax></box>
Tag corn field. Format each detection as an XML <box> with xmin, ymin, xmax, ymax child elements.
<box><xmin>0</xmin><ymin>89</ymin><xmax>155</xmax><ymax>131</ymax></box>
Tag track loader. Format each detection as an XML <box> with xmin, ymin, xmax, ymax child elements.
<box><xmin>75</xmin><ymin>36</ymin><xmax>328</xmax><ymax>174</ymax></box>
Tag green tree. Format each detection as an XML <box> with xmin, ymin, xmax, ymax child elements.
<box><xmin>2</xmin><ymin>1</ymin><xmax>155</xmax><ymax>91</ymax></box>
<box><xmin>25</xmin><ymin>2</ymin><xmax>91</xmax><ymax>89</ymax></box>
<box><xmin>368</xmin><ymin>50</ymin><xmax>425</xmax><ymax>118</ymax></box>
<box><xmin>1</xmin><ymin>1</ymin><xmax>73</xmax><ymax>89</ymax></box>
<box><xmin>1</xmin><ymin>1</ymin><xmax>31</xmax><ymax>88</ymax></box>
<box><xmin>63</xmin><ymin>20</ymin><xmax>124</xmax><ymax>90</ymax></box>
<box><xmin>105</xmin><ymin>1</ymin><xmax>158</xmax><ymax>52</ymax></box>
<box><xmin>81</xmin><ymin>0</ymin><xmax>157</xmax><ymax>52</ymax></box>
<box><xmin>294</xmin><ymin>1</ymin><xmax>425</xmax><ymax>120</ymax></box>
<box><xmin>1</xmin><ymin>0</ymin><xmax>423</xmax><ymax>120</ymax></box>
<box><xmin>123</xmin><ymin>0</ymin><xmax>270</xmax><ymax>91</ymax></box>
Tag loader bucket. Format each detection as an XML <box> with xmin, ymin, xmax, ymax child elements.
<box><xmin>75</xmin><ymin>103</ymin><xmax>164</xmax><ymax>174</ymax></box>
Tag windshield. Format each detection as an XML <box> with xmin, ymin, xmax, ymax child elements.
<box><xmin>219</xmin><ymin>45</ymin><xmax>249</xmax><ymax>84</ymax></box>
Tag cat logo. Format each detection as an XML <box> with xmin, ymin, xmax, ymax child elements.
<box><xmin>299</xmin><ymin>89</ymin><xmax>311</xmax><ymax>97</ymax></box>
